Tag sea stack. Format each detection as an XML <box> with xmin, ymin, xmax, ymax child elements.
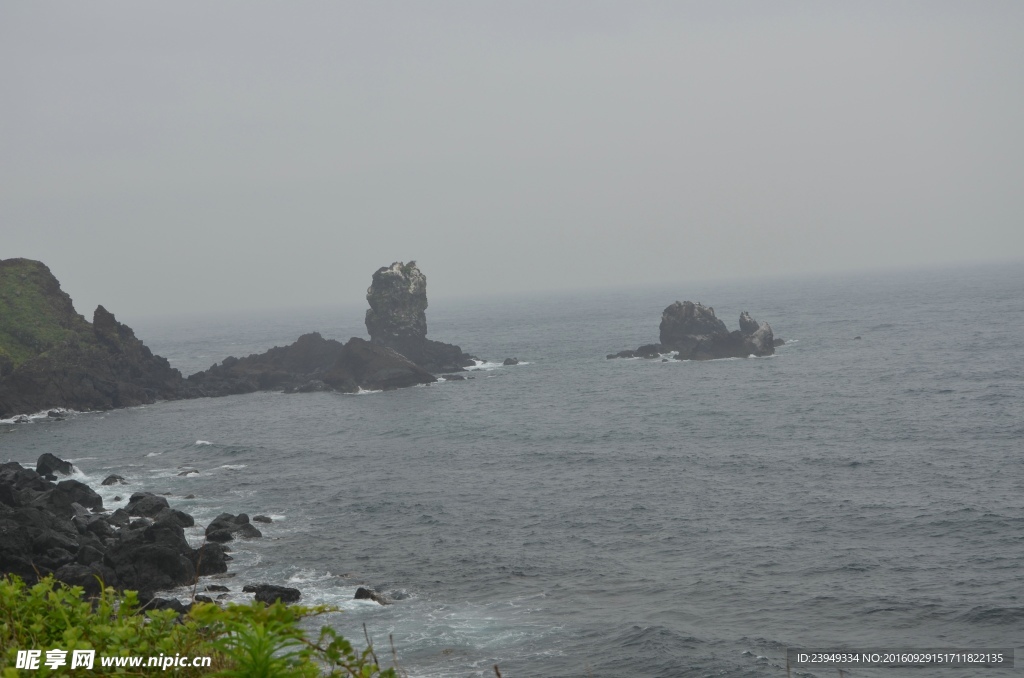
<box><xmin>365</xmin><ymin>261</ymin><xmax>477</xmax><ymax>373</ymax></box>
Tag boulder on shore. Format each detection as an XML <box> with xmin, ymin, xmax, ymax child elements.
<box><xmin>36</xmin><ymin>453</ymin><xmax>74</xmax><ymax>477</ymax></box>
<box><xmin>0</xmin><ymin>461</ymin><xmax>238</xmax><ymax>598</ymax></box>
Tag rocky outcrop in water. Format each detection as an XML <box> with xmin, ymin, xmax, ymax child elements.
<box><xmin>0</xmin><ymin>259</ymin><xmax>189</xmax><ymax>418</ymax></box>
<box><xmin>365</xmin><ymin>261</ymin><xmax>477</xmax><ymax>373</ymax></box>
<box><xmin>186</xmin><ymin>332</ymin><xmax>436</xmax><ymax>395</ymax></box>
<box><xmin>205</xmin><ymin>512</ymin><xmax>263</xmax><ymax>542</ymax></box>
<box><xmin>0</xmin><ymin>454</ymin><xmax>231</xmax><ymax>598</ymax></box>
<box><xmin>607</xmin><ymin>301</ymin><xmax>777</xmax><ymax>361</ymax></box>
<box><xmin>354</xmin><ymin>586</ymin><xmax>390</xmax><ymax>605</ymax></box>
<box><xmin>243</xmin><ymin>583</ymin><xmax>301</xmax><ymax>604</ymax></box>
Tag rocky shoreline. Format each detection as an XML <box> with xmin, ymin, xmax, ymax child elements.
<box><xmin>0</xmin><ymin>453</ymin><xmax>387</xmax><ymax>611</ymax></box>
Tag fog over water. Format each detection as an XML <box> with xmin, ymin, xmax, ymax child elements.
<box><xmin>2</xmin><ymin>2</ymin><xmax>1022</xmax><ymax>318</ymax></box>
<box><xmin>4</xmin><ymin>263</ymin><xmax>1023</xmax><ymax>676</ymax></box>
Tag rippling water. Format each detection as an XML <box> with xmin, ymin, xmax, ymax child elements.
<box><xmin>3</xmin><ymin>262</ymin><xmax>1022</xmax><ymax>677</ymax></box>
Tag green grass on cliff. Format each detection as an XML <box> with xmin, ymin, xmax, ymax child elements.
<box><xmin>0</xmin><ymin>259</ymin><xmax>89</xmax><ymax>368</ymax></box>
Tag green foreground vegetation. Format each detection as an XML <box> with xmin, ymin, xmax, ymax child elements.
<box><xmin>0</xmin><ymin>576</ymin><xmax>398</xmax><ymax>677</ymax></box>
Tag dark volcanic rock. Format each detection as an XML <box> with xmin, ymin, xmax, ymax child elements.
<box><xmin>0</xmin><ymin>260</ymin><xmax>189</xmax><ymax>418</ymax></box>
<box><xmin>102</xmin><ymin>474</ymin><xmax>126</xmax><ymax>486</ymax></box>
<box><xmin>503</xmin><ymin>357</ymin><xmax>519</xmax><ymax>366</ymax></box>
<box><xmin>186</xmin><ymin>332</ymin><xmax>345</xmax><ymax>397</ymax></box>
<box><xmin>140</xmin><ymin>596</ymin><xmax>192</xmax><ymax>615</ymax></box>
<box><xmin>187</xmin><ymin>331</ymin><xmax>434</xmax><ymax>396</ymax></box>
<box><xmin>192</xmin><ymin>543</ymin><xmax>230</xmax><ymax>576</ymax></box>
<box><xmin>0</xmin><ymin>461</ymin><xmax>251</xmax><ymax>597</ymax></box>
<box><xmin>635</xmin><ymin>344</ymin><xmax>664</xmax><ymax>359</ymax></box>
<box><xmin>660</xmin><ymin>301</ymin><xmax>729</xmax><ymax>344</ymax></box>
<box><xmin>738</xmin><ymin>311</ymin><xmax>760</xmax><ymax>335</ymax></box>
<box><xmin>324</xmin><ymin>338</ymin><xmax>435</xmax><ymax>392</ymax></box>
<box><xmin>354</xmin><ymin>586</ymin><xmax>390</xmax><ymax>605</ymax></box>
<box><xmin>152</xmin><ymin>507</ymin><xmax>195</xmax><ymax>529</ymax></box>
<box><xmin>611</xmin><ymin>301</ymin><xmax>778</xmax><ymax>362</ymax></box>
<box><xmin>125</xmin><ymin>492</ymin><xmax>170</xmax><ymax>518</ymax></box>
<box><xmin>252</xmin><ymin>515</ymin><xmax>272</xmax><ymax>523</ymax></box>
<box><xmin>244</xmin><ymin>583</ymin><xmax>301</xmax><ymax>604</ymax></box>
<box><xmin>365</xmin><ymin>261</ymin><xmax>478</xmax><ymax>373</ymax></box>
<box><xmin>36</xmin><ymin>453</ymin><xmax>74</xmax><ymax>477</ymax></box>
<box><xmin>205</xmin><ymin>513</ymin><xmax>262</xmax><ymax>542</ymax></box>
<box><xmin>56</xmin><ymin>479</ymin><xmax>103</xmax><ymax>511</ymax></box>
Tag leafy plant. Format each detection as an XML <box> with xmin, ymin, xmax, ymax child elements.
<box><xmin>0</xmin><ymin>576</ymin><xmax>397</xmax><ymax>677</ymax></box>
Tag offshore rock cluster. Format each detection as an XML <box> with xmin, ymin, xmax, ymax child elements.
<box><xmin>608</xmin><ymin>301</ymin><xmax>782</xmax><ymax>361</ymax></box>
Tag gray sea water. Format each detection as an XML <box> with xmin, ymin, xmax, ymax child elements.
<box><xmin>2</xmin><ymin>262</ymin><xmax>1023</xmax><ymax>677</ymax></box>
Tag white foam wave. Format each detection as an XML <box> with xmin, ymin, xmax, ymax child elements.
<box><xmin>467</xmin><ymin>360</ymin><xmax>506</xmax><ymax>371</ymax></box>
<box><xmin>145</xmin><ymin>451</ymin><xmax>163</xmax><ymax>457</ymax></box>
<box><xmin>287</xmin><ymin>568</ymin><xmax>333</xmax><ymax>584</ymax></box>
<box><xmin>195</xmin><ymin>440</ymin><xmax>213</xmax><ymax>446</ymax></box>
<box><xmin>350</xmin><ymin>387</ymin><xmax>382</xmax><ymax>395</ymax></box>
<box><xmin>219</xmin><ymin>464</ymin><xmax>247</xmax><ymax>470</ymax></box>
<box><xmin>0</xmin><ymin>407</ymin><xmax>78</xmax><ymax>425</ymax></box>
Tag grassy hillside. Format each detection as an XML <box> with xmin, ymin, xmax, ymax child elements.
<box><xmin>0</xmin><ymin>259</ymin><xmax>90</xmax><ymax>369</ymax></box>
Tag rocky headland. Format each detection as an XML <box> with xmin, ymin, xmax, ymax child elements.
<box><xmin>0</xmin><ymin>259</ymin><xmax>189</xmax><ymax>419</ymax></box>
<box><xmin>608</xmin><ymin>301</ymin><xmax>782</xmax><ymax>361</ymax></box>
<box><xmin>365</xmin><ymin>261</ymin><xmax>478</xmax><ymax>373</ymax></box>
<box><xmin>0</xmin><ymin>258</ymin><xmax>481</xmax><ymax>417</ymax></box>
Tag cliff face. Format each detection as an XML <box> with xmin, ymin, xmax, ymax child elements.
<box><xmin>0</xmin><ymin>259</ymin><xmax>188</xmax><ymax>417</ymax></box>
<box><xmin>365</xmin><ymin>261</ymin><xmax>476</xmax><ymax>373</ymax></box>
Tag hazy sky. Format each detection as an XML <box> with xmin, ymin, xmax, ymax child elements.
<box><xmin>2</xmin><ymin>2</ymin><xmax>1022</xmax><ymax>317</ymax></box>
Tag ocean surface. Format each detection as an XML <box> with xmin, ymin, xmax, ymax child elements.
<box><xmin>3</xmin><ymin>262</ymin><xmax>1023</xmax><ymax>677</ymax></box>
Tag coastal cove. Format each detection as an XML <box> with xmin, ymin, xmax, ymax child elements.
<box><xmin>2</xmin><ymin>262</ymin><xmax>1023</xmax><ymax>677</ymax></box>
